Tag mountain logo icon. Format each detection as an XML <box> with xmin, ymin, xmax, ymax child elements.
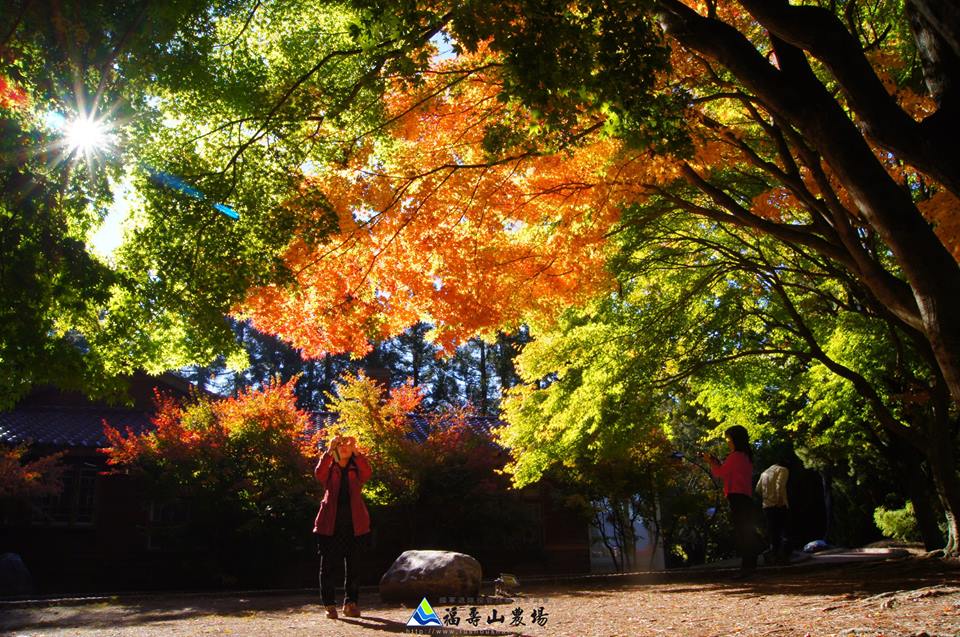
<box><xmin>406</xmin><ymin>597</ymin><xmax>443</xmax><ymax>627</ymax></box>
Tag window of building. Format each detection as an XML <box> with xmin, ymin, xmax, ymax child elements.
<box><xmin>32</xmin><ymin>464</ymin><xmax>98</xmax><ymax>527</ymax></box>
<box><xmin>144</xmin><ymin>500</ymin><xmax>190</xmax><ymax>552</ymax></box>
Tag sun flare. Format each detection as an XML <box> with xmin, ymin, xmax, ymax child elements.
<box><xmin>63</xmin><ymin>115</ymin><xmax>112</xmax><ymax>155</ymax></box>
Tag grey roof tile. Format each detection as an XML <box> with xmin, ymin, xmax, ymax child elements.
<box><xmin>0</xmin><ymin>408</ymin><xmax>154</xmax><ymax>448</ymax></box>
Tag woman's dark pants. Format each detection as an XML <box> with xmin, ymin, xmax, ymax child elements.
<box><xmin>728</xmin><ymin>494</ymin><xmax>760</xmax><ymax>572</ymax></box>
<box><xmin>318</xmin><ymin>537</ymin><xmax>359</xmax><ymax>607</ymax></box>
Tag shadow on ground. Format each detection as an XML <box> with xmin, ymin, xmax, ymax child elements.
<box><xmin>521</xmin><ymin>555</ymin><xmax>959</xmax><ymax>601</ymax></box>
<box><xmin>2</xmin><ymin>556</ymin><xmax>957</xmax><ymax>633</ymax></box>
<box><xmin>0</xmin><ymin>593</ymin><xmax>325</xmax><ymax>632</ymax></box>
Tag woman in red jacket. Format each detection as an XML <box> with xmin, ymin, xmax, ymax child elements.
<box><xmin>314</xmin><ymin>434</ymin><xmax>372</xmax><ymax>619</ymax></box>
<box><xmin>703</xmin><ymin>425</ymin><xmax>760</xmax><ymax>578</ymax></box>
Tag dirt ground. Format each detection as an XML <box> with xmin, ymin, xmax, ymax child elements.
<box><xmin>2</xmin><ymin>556</ymin><xmax>958</xmax><ymax>637</ymax></box>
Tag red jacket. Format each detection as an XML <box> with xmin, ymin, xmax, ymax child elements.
<box><xmin>709</xmin><ymin>451</ymin><xmax>754</xmax><ymax>497</ymax></box>
<box><xmin>313</xmin><ymin>452</ymin><xmax>372</xmax><ymax>536</ymax></box>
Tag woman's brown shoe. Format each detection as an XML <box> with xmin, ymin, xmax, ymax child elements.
<box><xmin>325</xmin><ymin>605</ymin><xmax>338</xmax><ymax>619</ymax></box>
<box><xmin>342</xmin><ymin>602</ymin><xmax>361</xmax><ymax>618</ymax></box>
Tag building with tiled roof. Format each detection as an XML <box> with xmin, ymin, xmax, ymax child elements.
<box><xmin>0</xmin><ymin>375</ymin><xmax>590</xmax><ymax>595</ymax></box>
<box><xmin>0</xmin><ymin>371</ymin><xmax>194</xmax><ymax>449</ymax></box>
<box><xmin>0</xmin><ymin>407</ymin><xmax>154</xmax><ymax>449</ymax></box>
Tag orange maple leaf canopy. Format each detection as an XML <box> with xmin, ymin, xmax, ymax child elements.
<box><xmin>241</xmin><ymin>49</ymin><xmax>675</xmax><ymax>357</ymax></box>
<box><xmin>240</xmin><ymin>15</ymin><xmax>959</xmax><ymax>359</ymax></box>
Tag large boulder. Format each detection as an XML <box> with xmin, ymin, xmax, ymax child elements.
<box><xmin>379</xmin><ymin>550</ymin><xmax>481</xmax><ymax>602</ymax></box>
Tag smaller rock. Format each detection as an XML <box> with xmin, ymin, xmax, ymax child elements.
<box><xmin>495</xmin><ymin>573</ymin><xmax>520</xmax><ymax>597</ymax></box>
<box><xmin>0</xmin><ymin>553</ymin><xmax>34</xmax><ymax>596</ymax></box>
<box><xmin>803</xmin><ymin>539</ymin><xmax>831</xmax><ymax>553</ymax></box>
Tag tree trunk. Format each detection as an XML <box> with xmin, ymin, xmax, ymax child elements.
<box><xmin>411</xmin><ymin>342</ymin><xmax>421</xmax><ymax>387</ymax></box>
<box><xmin>907</xmin><ymin>0</ymin><xmax>960</xmax><ymax>62</ymax></box>
<box><xmin>478</xmin><ymin>339</ymin><xmax>489</xmax><ymax>415</ymax></box>
<box><xmin>615</xmin><ymin>499</ymin><xmax>636</xmax><ymax>571</ymax></box>
<box><xmin>657</xmin><ymin>0</ymin><xmax>960</xmax><ymax>555</ymax></box>
<box><xmin>658</xmin><ymin>0</ymin><xmax>960</xmax><ymax>406</ymax></box>
<box><xmin>594</xmin><ymin>504</ymin><xmax>621</xmax><ymax>572</ymax></box>
<box><xmin>926</xmin><ymin>435</ymin><xmax>960</xmax><ymax>555</ymax></box>
<box><xmin>899</xmin><ymin>449</ymin><xmax>946</xmax><ymax>550</ymax></box>
<box><xmin>905</xmin><ymin>0</ymin><xmax>960</xmax><ymax>110</ymax></box>
<box><xmin>734</xmin><ymin>0</ymin><xmax>960</xmax><ymax>197</ymax></box>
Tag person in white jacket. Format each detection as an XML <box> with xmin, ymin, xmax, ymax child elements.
<box><xmin>756</xmin><ymin>461</ymin><xmax>790</xmax><ymax>564</ymax></box>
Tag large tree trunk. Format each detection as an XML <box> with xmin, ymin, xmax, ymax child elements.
<box><xmin>925</xmin><ymin>432</ymin><xmax>960</xmax><ymax>555</ymax></box>
<box><xmin>907</xmin><ymin>0</ymin><xmax>960</xmax><ymax>64</ymax></box>
<box><xmin>929</xmin><ymin>468</ymin><xmax>960</xmax><ymax>556</ymax></box>
<box><xmin>897</xmin><ymin>447</ymin><xmax>946</xmax><ymax>550</ymax></box>
<box><xmin>905</xmin><ymin>0</ymin><xmax>960</xmax><ymax>111</ymax></box>
<box><xmin>735</xmin><ymin>0</ymin><xmax>960</xmax><ymax>198</ymax></box>
<box><xmin>658</xmin><ymin>0</ymin><xmax>960</xmax><ymax>407</ymax></box>
<box><xmin>657</xmin><ymin>0</ymin><xmax>960</xmax><ymax>555</ymax></box>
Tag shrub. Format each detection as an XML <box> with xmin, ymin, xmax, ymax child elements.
<box><xmin>873</xmin><ymin>501</ymin><xmax>920</xmax><ymax>542</ymax></box>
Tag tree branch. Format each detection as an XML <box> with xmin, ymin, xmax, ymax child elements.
<box><xmin>737</xmin><ymin>0</ymin><xmax>960</xmax><ymax>197</ymax></box>
<box><xmin>766</xmin><ymin>271</ymin><xmax>922</xmax><ymax>446</ymax></box>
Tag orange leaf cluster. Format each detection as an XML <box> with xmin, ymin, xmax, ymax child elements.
<box><xmin>102</xmin><ymin>391</ymin><xmax>195</xmax><ymax>466</ymax></box>
<box><xmin>241</xmin><ymin>51</ymin><xmax>678</xmax><ymax>357</ymax></box>
<box><xmin>242</xmin><ymin>25</ymin><xmax>957</xmax><ymax>358</ymax></box>
<box><xmin>0</xmin><ymin>74</ymin><xmax>28</xmax><ymax>110</ymax></box>
<box><xmin>0</xmin><ymin>444</ymin><xmax>65</xmax><ymax>499</ymax></box>
<box><xmin>919</xmin><ymin>189</ymin><xmax>960</xmax><ymax>262</ymax></box>
<box><xmin>750</xmin><ymin>187</ymin><xmax>802</xmax><ymax>223</ymax></box>
<box><xmin>102</xmin><ymin>379</ymin><xmax>320</xmax><ymax>472</ymax></box>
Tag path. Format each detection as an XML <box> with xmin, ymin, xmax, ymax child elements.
<box><xmin>2</xmin><ymin>554</ymin><xmax>958</xmax><ymax>636</ymax></box>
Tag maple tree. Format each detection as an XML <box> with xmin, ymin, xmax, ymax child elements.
<box><xmin>326</xmin><ymin>372</ymin><xmax>526</xmax><ymax>550</ymax></box>
<box><xmin>4</xmin><ymin>2</ymin><xmax>956</xmax><ymax>380</ymax></box>
<box><xmin>8</xmin><ymin>0</ymin><xmax>954</xmax><ymax>410</ymax></box>
<box><xmin>233</xmin><ymin>1</ymin><xmax>960</xmax><ymax>554</ymax></box>
<box><xmin>326</xmin><ymin>373</ymin><xmax>509</xmax><ymax>503</ymax></box>
<box><xmin>652</xmin><ymin>0</ymin><xmax>960</xmax><ymax>410</ymax></box>
<box><xmin>102</xmin><ymin>378</ymin><xmax>322</xmax><ymax>582</ymax></box>
<box><xmin>0</xmin><ymin>445</ymin><xmax>65</xmax><ymax>500</ymax></box>
<box><xmin>500</xmin><ymin>208</ymin><xmax>956</xmax><ymax>549</ymax></box>
<box><xmin>241</xmin><ymin>49</ymin><xmax>628</xmax><ymax>355</ymax></box>
<box><xmin>102</xmin><ymin>370</ymin><xmax>523</xmax><ymax>571</ymax></box>
<box><xmin>4</xmin><ymin>0</ymin><xmax>960</xmax><ymax>558</ymax></box>
<box><xmin>233</xmin><ymin>3</ymin><xmax>960</xmax><ymax>397</ymax></box>
<box><xmin>0</xmin><ymin>0</ymin><xmax>449</xmax><ymax>405</ymax></box>
<box><xmin>323</xmin><ymin>372</ymin><xmax>426</xmax><ymax>505</ymax></box>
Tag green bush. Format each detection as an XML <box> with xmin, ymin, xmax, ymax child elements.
<box><xmin>873</xmin><ymin>501</ymin><xmax>920</xmax><ymax>542</ymax></box>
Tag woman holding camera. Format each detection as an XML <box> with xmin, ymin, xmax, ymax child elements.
<box><xmin>702</xmin><ymin>425</ymin><xmax>760</xmax><ymax>578</ymax></box>
<box><xmin>313</xmin><ymin>434</ymin><xmax>372</xmax><ymax>619</ymax></box>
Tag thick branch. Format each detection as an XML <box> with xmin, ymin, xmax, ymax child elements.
<box><xmin>657</xmin><ymin>0</ymin><xmax>960</xmax><ymax>404</ymax></box>
<box><xmin>767</xmin><ymin>274</ymin><xmax>922</xmax><ymax>447</ymax></box>
<box><xmin>678</xmin><ymin>164</ymin><xmax>849</xmax><ymax>263</ymax></box>
<box><xmin>737</xmin><ymin>0</ymin><xmax>960</xmax><ymax>197</ymax></box>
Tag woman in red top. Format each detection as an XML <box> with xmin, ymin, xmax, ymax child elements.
<box><xmin>703</xmin><ymin>425</ymin><xmax>760</xmax><ymax>577</ymax></box>
<box><xmin>314</xmin><ymin>435</ymin><xmax>372</xmax><ymax>619</ymax></box>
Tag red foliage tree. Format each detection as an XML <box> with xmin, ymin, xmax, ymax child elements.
<box><xmin>101</xmin><ymin>379</ymin><xmax>323</xmax><ymax>583</ymax></box>
<box><xmin>0</xmin><ymin>444</ymin><xmax>64</xmax><ymax>500</ymax></box>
